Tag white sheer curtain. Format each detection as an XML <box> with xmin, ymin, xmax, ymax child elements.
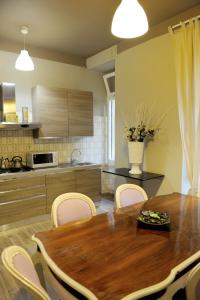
<box><xmin>169</xmin><ymin>18</ymin><xmax>200</xmax><ymax>196</ymax></box>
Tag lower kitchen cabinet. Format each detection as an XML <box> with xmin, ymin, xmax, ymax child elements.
<box><xmin>0</xmin><ymin>167</ymin><xmax>101</xmax><ymax>225</ymax></box>
<box><xmin>46</xmin><ymin>168</ymin><xmax>101</xmax><ymax>213</ymax></box>
<box><xmin>0</xmin><ymin>175</ymin><xmax>46</xmax><ymax>225</ymax></box>
<box><xmin>46</xmin><ymin>171</ymin><xmax>75</xmax><ymax>212</ymax></box>
<box><xmin>0</xmin><ymin>195</ymin><xmax>46</xmax><ymax>225</ymax></box>
<box><xmin>75</xmin><ymin>169</ymin><xmax>101</xmax><ymax>201</ymax></box>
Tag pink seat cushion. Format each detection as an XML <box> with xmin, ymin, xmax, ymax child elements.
<box><xmin>57</xmin><ymin>198</ymin><xmax>93</xmax><ymax>226</ymax></box>
<box><xmin>13</xmin><ymin>253</ymin><xmax>42</xmax><ymax>289</ymax></box>
<box><xmin>120</xmin><ymin>188</ymin><xmax>145</xmax><ymax>207</ymax></box>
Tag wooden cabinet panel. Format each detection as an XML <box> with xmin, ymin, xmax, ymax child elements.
<box><xmin>0</xmin><ymin>186</ymin><xmax>46</xmax><ymax>204</ymax></box>
<box><xmin>0</xmin><ymin>195</ymin><xmax>46</xmax><ymax>225</ymax></box>
<box><xmin>68</xmin><ymin>90</ymin><xmax>93</xmax><ymax>136</ymax></box>
<box><xmin>0</xmin><ymin>175</ymin><xmax>45</xmax><ymax>192</ymax></box>
<box><xmin>32</xmin><ymin>86</ymin><xmax>94</xmax><ymax>138</ymax></box>
<box><xmin>32</xmin><ymin>86</ymin><xmax>68</xmax><ymax>137</ymax></box>
<box><xmin>75</xmin><ymin>168</ymin><xmax>101</xmax><ymax>201</ymax></box>
<box><xmin>46</xmin><ymin>171</ymin><xmax>76</xmax><ymax>212</ymax></box>
<box><xmin>0</xmin><ymin>175</ymin><xmax>46</xmax><ymax>225</ymax></box>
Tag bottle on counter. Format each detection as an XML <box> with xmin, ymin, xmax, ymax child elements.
<box><xmin>22</xmin><ymin>107</ymin><xmax>29</xmax><ymax>123</ymax></box>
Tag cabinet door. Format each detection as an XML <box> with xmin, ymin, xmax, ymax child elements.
<box><xmin>46</xmin><ymin>171</ymin><xmax>75</xmax><ymax>212</ymax></box>
<box><xmin>68</xmin><ymin>89</ymin><xmax>93</xmax><ymax>136</ymax></box>
<box><xmin>75</xmin><ymin>168</ymin><xmax>101</xmax><ymax>201</ymax></box>
<box><xmin>0</xmin><ymin>175</ymin><xmax>46</xmax><ymax>225</ymax></box>
<box><xmin>32</xmin><ymin>86</ymin><xmax>68</xmax><ymax>137</ymax></box>
<box><xmin>0</xmin><ymin>195</ymin><xmax>46</xmax><ymax>225</ymax></box>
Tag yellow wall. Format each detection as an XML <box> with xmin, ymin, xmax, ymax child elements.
<box><xmin>115</xmin><ymin>33</ymin><xmax>182</xmax><ymax>195</ymax></box>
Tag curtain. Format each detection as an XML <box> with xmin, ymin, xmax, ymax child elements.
<box><xmin>169</xmin><ymin>18</ymin><xmax>200</xmax><ymax>196</ymax></box>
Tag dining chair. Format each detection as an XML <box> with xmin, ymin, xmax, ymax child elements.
<box><xmin>2</xmin><ymin>245</ymin><xmax>79</xmax><ymax>300</ymax></box>
<box><xmin>51</xmin><ymin>192</ymin><xmax>96</xmax><ymax>227</ymax></box>
<box><xmin>185</xmin><ymin>262</ymin><xmax>200</xmax><ymax>300</ymax></box>
<box><xmin>115</xmin><ymin>183</ymin><xmax>148</xmax><ymax>208</ymax></box>
<box><xmin>1</xmin><ymin>245</ymin><xmax>51</xmax><ymax>300</ymax></box>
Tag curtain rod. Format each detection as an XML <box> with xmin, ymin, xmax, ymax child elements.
<box><xmin>169</xmin><ymin>15</ymin><xmax>200</xmax><ymax>31</ymax></box>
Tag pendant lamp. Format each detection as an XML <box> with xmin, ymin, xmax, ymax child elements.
<box><xmin>15</xmin><ymin>26</ymin><xmax>34</xmax><ymax>71</ymax></box>
<box><xmin>111</xmin><ymin>0</ymin><xmax>149</xmax><ymax>38</ymax></box>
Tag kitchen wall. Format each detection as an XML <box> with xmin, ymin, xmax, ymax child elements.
<box><xmin>0</xmin><ymin>50</ymin><xmax>107</xmax><ymax>165</ymax></box>
<box><xmin>115</xmin><ymin>33</ymin><xmax>182</xmax><ymax>195</ymax></box>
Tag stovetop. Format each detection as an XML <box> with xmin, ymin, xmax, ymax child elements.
<box><xmin>0</xmin><ymin>166</ymin><xmax>33</xmax><ymax>174</ymax></box>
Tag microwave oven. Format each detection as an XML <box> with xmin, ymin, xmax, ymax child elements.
<box><xmin>26</xmin><ymin>151</ymin><xmax>58</xmax><ymax>169</ymax></box>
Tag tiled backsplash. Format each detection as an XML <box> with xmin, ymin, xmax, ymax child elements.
<box><xmin>0</xmin><ymin>116</ymin><xmax>105</xmax><ymax>164</ymax></box>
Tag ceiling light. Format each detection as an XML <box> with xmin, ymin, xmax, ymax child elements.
<box><xmin>111</xmin><ymin>0</ymin><xmax>149</xmax><ymax>38</ymax></box>
<box><xmin>15</xmin><ymin>26</ymin><xmax>34</xmax><ymax>71</ymax></box>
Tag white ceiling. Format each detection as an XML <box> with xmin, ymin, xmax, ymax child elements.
<box><xmin>0</xmin><ymin>0</ymin><xmax>200</xmax><ymax>59</ymax></box>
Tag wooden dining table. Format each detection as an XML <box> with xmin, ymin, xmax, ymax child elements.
<box><xmin>32</xmin><ymin>193</ymin><xmax>200</xmax><ymax>300</ymax></box>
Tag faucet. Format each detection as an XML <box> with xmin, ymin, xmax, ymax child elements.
<box><xmin>70</xmin><ymin>148</ymin><xmax>81</xmax><ymax>165</ymax></box>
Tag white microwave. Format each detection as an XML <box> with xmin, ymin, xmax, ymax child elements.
<box><xmin>26</xmin><ymin>151</ymin><xmax>58</xmax><ymax>169</ymax></box>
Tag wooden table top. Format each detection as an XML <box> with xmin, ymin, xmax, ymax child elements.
<box><xmin>33</xmin><ymin>193</ymin><xmax>200</xmax><ymax>300</ymax></box>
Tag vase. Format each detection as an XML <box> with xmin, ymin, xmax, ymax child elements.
<box><xmin>128</xmin><ymin>141</ymin><xmax>144</xmax><ymax>174</ymax></box>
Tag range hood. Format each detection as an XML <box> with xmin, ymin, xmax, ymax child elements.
<box><xmin>0</xmin><ymin>82</ymin><xmax>41</xmax><ymax>130</ymax></box>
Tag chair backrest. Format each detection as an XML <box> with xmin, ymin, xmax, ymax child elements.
<box><xmin>51</xmin><ymin>192</ymin><xmax>96</xmax><ymax>227</ymax></box>
<box><xmin>115</xmin><ymin>183</ymin><xmax>148</xmax><ymax>208</ymax></box>
<box><xmin>186</xmin><ymin>262</ymin><xmax>200</xmax><ymax>300</ymax></box>
<box><xmin>1</xmin><ymin>246</ymin><xmax>51</xmax><ymax>300</ymax></box>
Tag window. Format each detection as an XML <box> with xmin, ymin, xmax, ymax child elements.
<box><xmin>108</xmin><ymin>97</ymin><xmax>115</xmax><ymax>161</ymax></box>
<box><xmin>103</xmin><ymin>72</ymin><xmax>115</xmax><ymax>163</ymax></box>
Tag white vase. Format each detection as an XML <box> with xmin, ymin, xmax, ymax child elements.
<box><xmin>128</xmin><ymin>141</ymin><xmax>144</xmax><ymax>174</ymax></box>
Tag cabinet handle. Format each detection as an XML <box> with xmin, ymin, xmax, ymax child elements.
<box><xmin>0</xmin><ymin>178</ymin><xmax>17</xmax><ymax>182</ymax></box>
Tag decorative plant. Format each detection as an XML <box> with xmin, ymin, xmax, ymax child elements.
<box><xmin>125</xmin><ymin>103</ymin><xmax>166</xmax><ymax>142</ymax></box>
<box><xmin>126</xmin><ymin>122</ymin><xmax>156</xmax><ymax>142</ymax></box>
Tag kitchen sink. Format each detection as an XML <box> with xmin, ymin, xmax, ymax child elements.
<box><xmin>58</xmin><ymin>162</ymin><xmax>93</xmax><ymax>168</ymax></box>
<box><xmin>72</xmin><ymin>162</ymin><xmax>93</xmax><ymax>166</ymax></box>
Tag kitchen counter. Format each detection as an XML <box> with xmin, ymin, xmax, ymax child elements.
<box><xmin>0</xmin><ymin>163</ymin><xmax>101</xmax><ymax>179</ymax></box>
<box><xmin>103</xmin><ymin>168</ymin><xmax>164</xmax><ymax>198</ymax></box>
<box><xmin>103</xmin><ymin>168</ymin><xmax>164</xmax><ymax>181</ymax></box>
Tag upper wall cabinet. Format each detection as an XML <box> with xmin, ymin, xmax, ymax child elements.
<box><xmin>32</xmin><ymin>86</ymin><xmax>68</xmax><ymax>138</ymax></box>
<box><xmin>32</xmin><ymin>86</ymin><xmax>93</xmax><ymax>138</ymax></box>
<box><xmin>68</xmin><ymin>89</ymin><xmax>93</xmax><ymax>137</ymax></box>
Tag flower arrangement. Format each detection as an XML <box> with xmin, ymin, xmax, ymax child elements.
<box><xmin>126</xmin><ymin>122</ymin><xmax>156</xmax><ymax>142</ymax></box>
<box><xmin>125</xmin><ymin>103</ymin><xmax>166</xmax><ymax>142</ymax></box>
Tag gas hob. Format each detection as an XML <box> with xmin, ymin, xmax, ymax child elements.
<box><xmin>0</xmin><ymin>166</ymin><xmax>32</xmax><ymax>174</ymax></box>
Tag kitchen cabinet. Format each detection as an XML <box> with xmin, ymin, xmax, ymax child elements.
<box><xmin>32</xmin><ymin>86</ymin><xmax>93</xmax><ymax>138</ymax></box>
<box><xmin>32</xmin><ymin>86</ymin><xmax>68</xmax><ymax>138</ymax></box>
<box><xmin>0</xmin><ymin>175</ymin><xmax>46</xmax><ymax>225</ymax></box>
<box><xmin>46</xmin><ymin>168</ymin><xmax>101</xmax><ymax>212</ymax></box>
<box><xmin>0</xmin><ymin>167</ymin><xmax>101</xmax><ymax>225</ymax></box>
<box><xmin>46</xmin><ymin>171</ymin><xmax>75</xmax><ymax>212</ymax></box>
<box><xmin>75</xmin><ymin>168</ymin><xmax>101</xmax><ymax>201</ymax></box>
<box><xmin>68</xmin><ymin>89</ymin><xmax>93</xmax><ymax>136</ymax></box>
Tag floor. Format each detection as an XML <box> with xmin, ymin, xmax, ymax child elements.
<box><xmin>0</xmin><ymin>197</ymin><xmax>114</xmax><ymax>300</ymax></box>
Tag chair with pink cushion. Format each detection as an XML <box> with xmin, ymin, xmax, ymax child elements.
<box><xmin>185</xmin><ymin>262</ymin><xmax>200</xmax><ymax>300</ymax></box>
<box><xmin>1</xmin><ymin>245</ymin><xmax>51</xmax><ymax>300</ymax></box>
<box><xmin>2</xmin><ymin>245</ymin><xmax>78</xmax><ymax>300</ymax></box>
<box><xmin>51</xmin><ymin>192</ymin><xmax>96</xmax><ymax>227</ymax></box>
<box><xmin>115</xmin><ymin>183</ymin><xmax>148</xmax><ymax>208</ymax></box>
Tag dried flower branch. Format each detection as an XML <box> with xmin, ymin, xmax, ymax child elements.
<box><xmin>125</xmin><ymin>103</ymin><xmax>166</xmax><ymax>142</ymax></box>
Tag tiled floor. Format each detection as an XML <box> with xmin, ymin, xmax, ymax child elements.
<box><xmin>0</xmin><ymin>197</ymin><xmax>114</xmax><ymax>300</ymax></box>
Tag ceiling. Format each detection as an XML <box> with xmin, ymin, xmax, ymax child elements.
<box><xmin>0</xmin><ymin>0</ymin><xmax>200</xmax><ymax>59</ymax></box>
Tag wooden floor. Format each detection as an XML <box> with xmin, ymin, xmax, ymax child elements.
<box><xmin>0</xmin><ymin>197</ymin><xmax>114</xmax><ymax>300</ymax></box>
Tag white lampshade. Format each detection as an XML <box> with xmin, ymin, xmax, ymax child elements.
<box><xmin>111</xmin><ymin>0</ymin><xmax>149</xmax><ymax>38</ymax></box>
<box><xmin>15</xmin><ymin>50</ymin><xmax>34</xmax><ymax>71</ymax></box>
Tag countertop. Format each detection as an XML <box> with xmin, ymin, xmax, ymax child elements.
<box><xmin>103</xmin><ymin>167</ymin><xmax>164</xmax><ymax>181</ymax></box>
<box><xmin>0</xmin><ymin>163</ymin><xmax>101</xmax><ymax>179</ymax></box>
